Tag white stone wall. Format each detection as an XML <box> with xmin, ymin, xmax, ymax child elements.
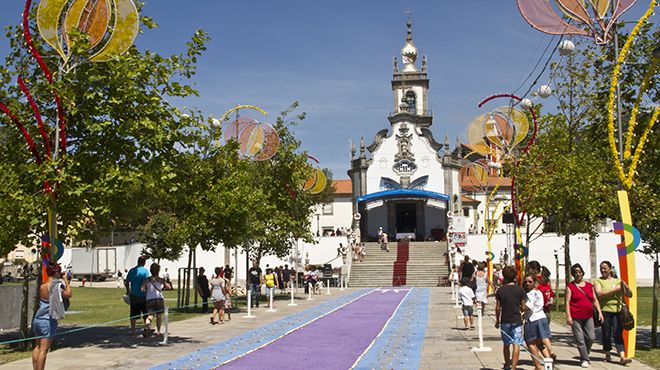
<box><xmin>310</xmin><ymin>196</ymin><xmax>353</xmax><ymax>236</ymax></box>
<box><xmin>461</xmin><ymin>233</ymin><xmax>655</xmax><ymax>286</ymax></box>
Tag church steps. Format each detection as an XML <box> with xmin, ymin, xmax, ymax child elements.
<box><xmin>348</xmin><ymin>240</ymin><xmax>450</xmax><ymax>287</ymax></box>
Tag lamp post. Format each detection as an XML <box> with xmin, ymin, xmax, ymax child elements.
<box><xmin>315</xmin><ymin>213</ymin><xmax>321</xmax><ymax>237</ymax></box>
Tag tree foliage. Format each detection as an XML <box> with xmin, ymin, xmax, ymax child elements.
<box><xmin>0</xmin><ymin>10</ymin><xmax>209</xmax><ymax>256</ymax></box>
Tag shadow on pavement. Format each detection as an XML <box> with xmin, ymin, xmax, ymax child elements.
<box><xmin>0</xmin><ymin>325</ymin><xmax>200</xmax><ymax>352</ymax></box>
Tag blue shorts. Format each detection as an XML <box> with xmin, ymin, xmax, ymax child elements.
<box><xmin>524</xmin><ymin>318</ymin><xmax>552</xmax><ymax>342</ymax></box>
<box><xmin>32</xmin><ymin>318</ymin><xmax>57</xmax><ymax>338</ymax></box>
<box><xmin>462</xmin><ymin>305</ymin><xmax>474</xmax><ymax>317</ymax></box>
<box><xmin>500</xmin><ymin>323</ymin><xmax>524</xmax><ymax>345</ymax></box>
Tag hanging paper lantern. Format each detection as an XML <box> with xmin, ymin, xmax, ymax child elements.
<box><xmin>520</xmin><ymin>98</ymin><xmax>533</xmax><ymax>110</ymax></box>
<box><xmin>558</xmin><ymin>40</ymin><xmax>576</xmax><ymax>56</ymax></box>
<box><xmin>538</xmin><ymin>85</ymin><xmax>553</xmax><ymax>98</ymax></box>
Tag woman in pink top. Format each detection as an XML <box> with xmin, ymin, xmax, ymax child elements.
<box><xmin>566</xmin><ymin>263</ymin><xmax>603</xmax><ymax>368</ymax></box>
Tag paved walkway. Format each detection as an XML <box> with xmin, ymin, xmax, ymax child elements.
<box><xmin>420</xmin><ymin>287</ymin><xmax>655</xmax><ymax>370</ymax></box>
<box><xmin>0</xmin><ymin>287</ymin><xmax>655</xmax><ymax>369</ymax></box>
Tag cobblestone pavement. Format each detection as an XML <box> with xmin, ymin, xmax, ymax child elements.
<box><xmin>0</xmin><ymin>287</ymin><xmax>655</xmax><ymax>370</ymax></box>
<box><xmin>420</xmin><ymin>287</ymin><xmax>655</xmax><ymax>370</ymax></box>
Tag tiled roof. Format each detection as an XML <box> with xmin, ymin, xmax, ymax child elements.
<box><xmin>333</xmin><ymin>179</ymin><xmax>352</xmax><ymax>195</ymax></box>
<box><xmin>462</xmin><ymin>195</ymin><xmax>480</xmax><ymax>204</ymax></box>
<box><xmin>460</xmin><ymin>177</ymin><xmax>512</xmax><ymax>192</ymax></box>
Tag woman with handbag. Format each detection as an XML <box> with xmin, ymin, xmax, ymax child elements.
<box><xmin>594</xmin><ymin>261</ymin><xmax>633</xmax><ymax>365</ymax></box>
<box><xmin>566</xmin><ymin>263</ymin><xmax>603</xmax><ymax>368</ymax></box>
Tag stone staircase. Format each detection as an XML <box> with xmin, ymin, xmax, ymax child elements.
<box><xmin>348</xmin><ymin>241</ymin><xmax>449</xmax><ymax>287</ymax></box>
<box><xmin>348</xmin><ymin>242</ymin><xmax>397</xmax><ymax>287</ymax></box>
<box><xmin>405</xmin><ymin>241</ymin><xmax>450</xmax><ymax>287</ymax></box>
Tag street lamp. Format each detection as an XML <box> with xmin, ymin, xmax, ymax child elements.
<box><xmin>316</xmin><ymin>213</ymin><xmax>321</xmax><ymax>237</ymax></box>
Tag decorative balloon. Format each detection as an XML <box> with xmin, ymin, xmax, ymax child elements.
<box><xmin>304</xmin><ymin>155</ymin><xmax>327</xmax><ymax>195</ymax></box>
<box><xmin>219</xmin><ymin>105</ymin><xmax>280</xmax><ymax>161</ymax></box>
<box><xmin>516</xmin><ymin>0</ymin><xmax>637</xmax><ymax>44</ymax></box>
<box><xmin>37</xmin><ymin>0</ymin><xmax>139</xmax><ymax>64</ymax></box>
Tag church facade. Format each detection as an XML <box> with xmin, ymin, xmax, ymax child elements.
<box><xmin>347</xmin><ymin>20</ymin><xmax>468</xmax><ymax>242</ymax></box>
<box><xmin>311</xmin><ymin>19</ymin><xmax>520</xmax><ymax>246</ymax></box>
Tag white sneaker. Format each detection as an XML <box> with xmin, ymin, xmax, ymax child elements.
<box><xmin>581</xmin><ymin>360</ymin><xmax>590</xmax><ymax>368</ymax></box>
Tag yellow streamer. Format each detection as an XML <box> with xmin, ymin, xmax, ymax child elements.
<box><xmin>606</xmin><ymin>0</ymin><xmax>658</xmax><ymax>189</ymax></box>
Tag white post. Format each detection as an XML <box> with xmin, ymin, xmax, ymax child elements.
<box><xmin>451</xmin><ymin>280</ymin><xmax>456</xmax><ymax>301</ymax></box>
<box><xmin>288</xmin><ymin>284</ymin><xmax>297</xmax><ymax>306</ymax></box>
<box><xmin>244</xmin><ymin>290</ymin><xmax>254</xmax><ymax>318</ymax></box>
<box><xmin>307</xmin><ymin>282</ymin><xmax>313</xmax><ymax>300</ymax></box>
<box><xmin>267</xmin><ymin>288</ymin><xmax>276</xmax><ymax>312</ymax></box>
<box><xmin>471</xmin><ymin>308</ymin><xmax>492</xmax><ymax>352</ymax></box>
<box><xmin>340</xmin><ymin>275</ymin><xmax>345</xmax><ymax>291</ymax></box>
<box><xmin>543</xmin><ymin>358</ymin><xmax>553</xmax><ymax>370</ymax></box>
<box><xmin>326</xmin><ymin>278</ymin><xmax>331</xmax><ymax>295</ymax></box>
<box><xmin>159</xmin><ymin>307</ymin><xmax>168</xmax><ymax>345</ymax></box>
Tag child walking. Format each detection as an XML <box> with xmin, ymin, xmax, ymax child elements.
<box><xmin>458</xmin><ymin>277</ymin><xmax>476</xmax><ymax>329</ymax></box>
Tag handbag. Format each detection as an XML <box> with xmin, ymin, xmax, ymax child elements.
<box><xmin>574</xmin><ymin>282</ymin><xmax>601</xmax><ymax>327</ymax></box>
<box><xmin>616</xmin><ymin>286</ymin><xmax>635</xmax><ymax>330</ymax></box>
<box><xmin>619</xmin><ymin>303</ymin><xmax>635</xmax><ymax>330</ymax></box>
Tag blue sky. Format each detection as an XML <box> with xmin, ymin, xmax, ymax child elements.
<box><xmin>0</xmin><ymin>1</ymin><xmax>653</xmax><ymax>179</ymax></box>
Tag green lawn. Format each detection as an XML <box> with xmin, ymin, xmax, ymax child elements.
<box><xmin>0</xmin><ymin>286</ymin><xmax>264</xmax><ymax>365</ymax></box>
<box><xmin>551</xmin><ymin>287</ymin><xmax>659</xmax><ymax>369</ymax></box>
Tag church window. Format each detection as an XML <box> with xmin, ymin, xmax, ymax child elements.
<box><xmin>322</xmin><ymin>203</ymin><xmax>333</xmax><ymax>215</ymax></box>
<box><xmin>405</xmin><ymin>90</ymin><xmax>416</xmax><ymax>114</ymax></box>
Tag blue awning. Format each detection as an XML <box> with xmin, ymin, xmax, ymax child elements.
<box><xmin>356</xmin><ymin>189</ymin><xmax>450</xmax><ymax>203</ymax></box>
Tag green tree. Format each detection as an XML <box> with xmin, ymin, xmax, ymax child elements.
<box><xmin>0</xmin><ymin>13</ymin><xmax>210</xmax><ymax>254</ymax></box>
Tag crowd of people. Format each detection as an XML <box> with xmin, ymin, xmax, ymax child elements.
<box><xmin>455</xmin><ymin>255</ymin><xmax>633</xmax><ymax>370</ymax></box>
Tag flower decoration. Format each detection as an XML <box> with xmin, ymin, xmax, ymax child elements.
<box><xmin>516</xmin><ymin>0</ymin><xmax>637</xmax><ymax>44</ymax></box>
<box><xmin>37</xmin><ymin>0</ymin><xmax>139</xmax><ymax>63</ymax></box>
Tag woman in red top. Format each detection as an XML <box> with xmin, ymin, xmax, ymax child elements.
<box><xmin>566</xmin><ymin>263</ymin><xmax>603</xmax><ymax>368</ymax></box>
<box><xmin>536</xmin><ymin>266</ymin><xmax>555</xmax><ymax>320</ymax></box>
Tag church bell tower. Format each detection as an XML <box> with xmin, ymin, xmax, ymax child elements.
<box><xmin>390</xmin><ymin>18</ymin><xmax>432</xmax><ymax>128</ymax></box>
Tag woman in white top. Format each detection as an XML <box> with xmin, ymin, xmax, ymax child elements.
<box><xmin>522</xmin><ymin>273</ymin><xmax>555</xmax><ymax>370</ymax></box>
<box><xmin>209</xmin><ymin>267</ymin><xmax>227</xmax><ymax>324</ymax></box>
<box><xmin>141</xmin><ymin>263</ymin><xmax>171</xmax><ymax>337</ymax></box>
<box><xmin>474</xmin><ymin>263</ymin><xmax>489</xmax><ymax>311</ymax></box>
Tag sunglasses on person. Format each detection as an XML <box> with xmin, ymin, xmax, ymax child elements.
<box><xmin>523</xmin><ymin>280</ymin><xmax>534</xmax><ymax>284</ymax></box>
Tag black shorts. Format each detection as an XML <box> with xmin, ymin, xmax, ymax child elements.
<box><xmin>146</xmin><ymin>298</ymin><xmax>165</xmax><ymax>315</ymax></box>
<box><xmin>129</xmin><ymin>295</ymin><xmax>148</xmax><ymax>320</ymax></box>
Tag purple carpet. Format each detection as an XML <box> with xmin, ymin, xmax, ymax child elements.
<box><xmin>218</xmin><ymin>289</ymin><xmax>408</xmax><ymax>369</ymax></box>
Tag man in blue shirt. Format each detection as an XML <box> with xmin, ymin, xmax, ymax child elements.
<box><xmin>125</xmin><ymin>256</ymin><xmax>150</xmax><ymax>337</ymax></box>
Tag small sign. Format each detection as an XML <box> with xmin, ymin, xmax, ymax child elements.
<box><xmin>353</xmin><ymin>212</ymin><xmax>362</xmax><ymax>221</ymax></box>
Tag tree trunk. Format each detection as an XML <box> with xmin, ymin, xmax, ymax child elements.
<box><xmin>19</xmin><ymin>265</ymin><xmax>30</xmax><ymax>350</ymax></box>
<box><xmin>652</xmin><ymin>254</ymin><xmax>658</xmax><ymax>348</ymax></box>
<box><xmin>589</xmin><ymin>234</ymin><xmax>597</xmax><ymax>280</ymax></box>
<box><xmin>564</xmin><ymin>234</ymin><xmax>572</xmax><ymax>310</ymax></box>
<box><xmin>184</xmin><ymin>246</ymin><xmax>193</xmax><ymax>306</ymax></box>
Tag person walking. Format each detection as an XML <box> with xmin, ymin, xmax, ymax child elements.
<box><xmin>209</xmin><ymin>267</ymin><xmax>227</xmax><ymax>324</ymax></box>
<box><xmin>566</xmin><ymin>263</ymin><xmax>603</xmax><ymax>368</ymax></box>
<box><xmin>380</xmin><ymin>232</ymin><xmax>389</xmax><ymax>252</ymax></box>
<box><xmin>495</xmin><ymin>266</ymin><xmax>526</xmax><ymax>370</ymax></box>
<box><xmin>522</xmin><ymin>273</ymin><xmax>555</xmax><ymax>370</ymax></box>
<box><xmin>141</xmin><ymin>263</ymin><xmax>171</xmax><ymax>336</ymax></box>
<box><xmin>458</xmin><ymin>277</ymin><xmax>475</xmax><ymax>329</ymax></box>
<box><xmin>248</xmin><ymin>261</ymin><xmax>262</xmax><ymax>308</ymax></box>
<box><xmin>196</xmin><ymin>267</ymin><xmax>211</xmax><ymax>313</ymax></box>
<box><xmin>594</xmin><ymin>261</ymin><xmax>632</xmax><ymax>365</ymax></box>
<box><xmin>264</xmin><ymin>267</ymin><xmax>278</xmax><ymax>304</ymax></box>
<box><xmin>475</xmin><ymin>263</ymin><xmax>489</xmax><ymax>312</ymax></box>
<box><xmin>537</xmin><ymin>266</ymin><xmax>555</xmax><ymax>321</ymax></box>
<box><xmin>32</xmin><ymin>261</ymin><xmax>72</xmax><ymax>370</ymax></box>
<box><xmin>282</xmin><ymin>264</ymin><xmax>291</xmax><ymax>293</ymax></box>
<box><xmin>125</xmin><ymin>256</ymin><xmax>150</xmax><ymax>337</ymax></box>
<box><xmin>224</xmin><ymin>270</ymin><xmax>233</xmax><ymax>321</ymax></box>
